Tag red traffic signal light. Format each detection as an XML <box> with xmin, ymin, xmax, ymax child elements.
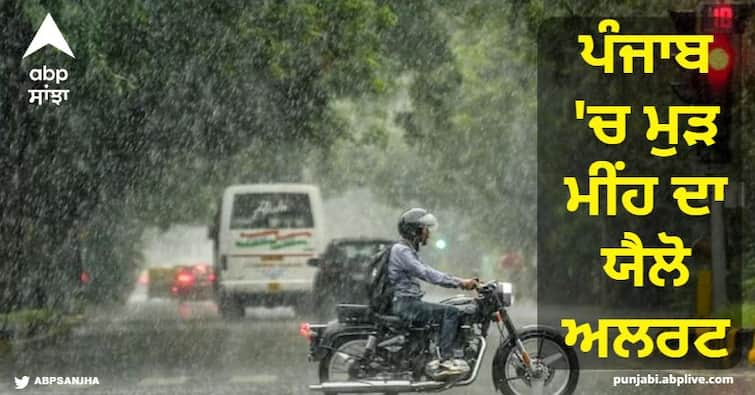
<box><xmin>707</xmin><ymin>34</ymin><xmax>734</xmax><ymax>94</ymax></box>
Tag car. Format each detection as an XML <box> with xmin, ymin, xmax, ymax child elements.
<box><xmin>308</xmin><ymin>237</ymin><xmax>393</xmax><ymax>319</ymax></box>
<box><xmin>147</xmin><ymin>267</ymin><xmax>178</xmax><ymax>299</ymax></box>
<box><xmin>170</xmin><ymin>263</ymin><xmax>216</xmax><ymax>301</ymax></box>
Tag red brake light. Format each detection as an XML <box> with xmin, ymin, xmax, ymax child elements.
<box><xmin>176</xmin><ymin>272</ymin><xmax>194</xmax><ymax>285</ymax></box>
<box><xmin>299</xmin><ymin>322</ymin><xmax>312</xmax><ymax>339</ymax></box>
<box><xmin>194</xmin><ymin>263</ymin><xmax>209</xmax><ymax>274</ymax></box>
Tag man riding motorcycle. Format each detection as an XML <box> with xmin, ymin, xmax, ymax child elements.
<box><xmin>388</xmin><ymin>208</ymin><xmax>479</xmax><ymax>379</ymax></box>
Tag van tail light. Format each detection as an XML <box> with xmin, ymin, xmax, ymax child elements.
<box><xmin>193</xmin><ymin>263</ymin><xmax>209</xmax><ymax>274</ymax></box>
<box><xmin>176</xmin><ymin>271</ymin><xmax>195</xmax><ymax>286</ymax></box>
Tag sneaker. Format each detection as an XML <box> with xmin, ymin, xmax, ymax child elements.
<box><xmin>424</xmin><ymin>359</ymin><xmax>439</xmax><ymax>376</ymax></box>
<box><xmin>426</xmin><ymin>359</ymin><xmax>470</xmax><ymax>380</ymax></box>
<box><xmin>445</xmin><ymin>359</ymin><xmax>471</xmax><ymax>374</ymax></box>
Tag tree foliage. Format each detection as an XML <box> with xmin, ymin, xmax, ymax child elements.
<box><xmin>0</xmin><ymin>0</ymin><xmax>396</xmax><ymax>310</ymax></box>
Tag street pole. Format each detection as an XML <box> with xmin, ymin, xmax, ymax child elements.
<box><xmin>710</xmin><ymin>200</ymin><xmax>728</xmax><ymax>312</ymax></box>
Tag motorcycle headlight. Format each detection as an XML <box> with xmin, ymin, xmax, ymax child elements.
<box><xmin>499</xmin><ymin>282</ymin><xmax>514</xmax><ymax>307</ymax></box>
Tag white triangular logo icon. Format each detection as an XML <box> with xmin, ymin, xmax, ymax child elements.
<box><xmin>23</xmin><ymin>13</ymin><xmax>75</xmax><ymax>59</ymax></box>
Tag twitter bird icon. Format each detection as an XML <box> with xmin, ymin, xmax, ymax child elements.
<box><xmin>14</xmin><ymin>376</ymin><xmax>30</xmax><ymax>390</ymax></box>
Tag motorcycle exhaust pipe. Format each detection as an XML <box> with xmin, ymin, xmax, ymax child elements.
<box><xmin>309</xmin><ymin>380</ymin><xmax>446</xmax><ymax>393</ymax></box>
<box><xmin>457</xmin><ymin>336</ymin><xmax>486</xmax><ymax>386</ymax></box>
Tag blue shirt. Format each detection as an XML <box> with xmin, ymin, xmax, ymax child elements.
<box><xmin>387</xmin><ymin>240</ymin><xmax>461</xmax><ymax>299</ymax></box>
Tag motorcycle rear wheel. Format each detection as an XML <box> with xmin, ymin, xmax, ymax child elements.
<box><xmin>319</xmin><ymin>337</ymin><xmax>398</xmax><ymax>395</ymax></box>
<box><xmin>492</xmin><ymin>328</ymin><xmax>579</xmax><ymax>395</ymax></box>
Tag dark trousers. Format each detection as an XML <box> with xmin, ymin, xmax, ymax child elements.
<box><xmin>392</xmin><ymin>297</ymin><xmax>461</xmax><ymax>359</ymax></box>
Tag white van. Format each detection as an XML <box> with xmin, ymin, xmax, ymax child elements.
<box><xmin>211</xmin><ymin>184</ymin><xmax>325</xmax><ymax>317</ymax></box>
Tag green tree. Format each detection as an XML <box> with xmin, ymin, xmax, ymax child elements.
<box><xmin>0</xmin><ymin>0</ymin><xmax>397</xmax><ymax>310</ymax></box>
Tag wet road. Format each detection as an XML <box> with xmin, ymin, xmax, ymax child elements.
<box><xmin>1</xmin><ymin>290</ymin><xmax>752</xmax><ymax>394</ymax></box>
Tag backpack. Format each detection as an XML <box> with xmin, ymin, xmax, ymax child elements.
<box><xmin>366</xmin><ymin>242</ymin><xmax>398</xmax><ymax>314</ymax></box>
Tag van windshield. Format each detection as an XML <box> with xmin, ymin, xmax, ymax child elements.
<box><xmin>230</xmin><ymin>193</ymin><xmax>314</xmax><ymax>229</ymax></box>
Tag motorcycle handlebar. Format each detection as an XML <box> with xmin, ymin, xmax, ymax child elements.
<box><xmin>458</xmin><ymin>277</ymin><xmax>484</xmax><ymax>291</ymax></box>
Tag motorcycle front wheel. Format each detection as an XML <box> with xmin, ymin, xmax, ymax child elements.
<box><xmin>492</xmin><ymin>328</ymin><xmax>579</xmax><ymax>395</ymax></box>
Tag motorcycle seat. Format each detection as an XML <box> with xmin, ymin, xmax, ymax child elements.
<box><xmin>336</xmin><ymin>304</ymin><xmax>371</xmax><ymax>323</ymax></box>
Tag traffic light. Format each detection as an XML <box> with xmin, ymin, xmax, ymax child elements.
<box><xmin>669</xmin><ymin>2</ymin><xmax>751</xmax><ymax>163</ymax></box>
<box><xmin>706</xmin><ymin>34</ymin><xmax>734</xmax><ymax>95</ymax></box>
<box><xmin>697</xmin><ymin>2</ymin><xmax>748</xmax><ymax>98</ymax></box>
<box><xmin>669</xmin><ymin>6</ymin><xmax>741</xmax><ymax>102</ymax></box>
<box><xmin>434</xmin><ymin>239</ymin><xmax>447</xmax><ymax>250</ymax></box>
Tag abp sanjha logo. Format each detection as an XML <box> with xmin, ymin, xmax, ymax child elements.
<box><xmin>13</xmin><ymin>376</ymin><xmax>100</xmax><ymax>389</ymax></box>
<box><xmin>23</xmin><ymin>13</ymin><xmax>75</xmax><ymax>106</ymax></box>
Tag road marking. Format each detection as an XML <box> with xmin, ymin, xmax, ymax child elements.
<box><xmin>138</xmin><ymin>376</ymin><xmax>189</xmax><ymax>386</ymax></box>
<box><xmin>229</xmin><ymin>374</ymin><xmax>279</xmax><ymax>384</ymax></box>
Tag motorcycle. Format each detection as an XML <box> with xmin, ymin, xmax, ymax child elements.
<box><xmin>300</xmin><ymin>280</ymin><xmax>579</xmax><ymax>394</ymax></box>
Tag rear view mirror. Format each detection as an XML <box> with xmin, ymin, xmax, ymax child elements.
<box><xmin>307</xmin><ymin>258</ymin><xmax>321</xmax><ymax>267</ymax></box>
